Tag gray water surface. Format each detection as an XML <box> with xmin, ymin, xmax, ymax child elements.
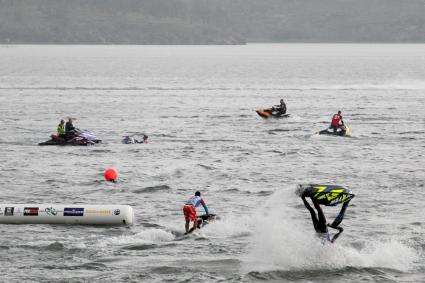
<box><xmin>0</xmin><ymin>44</ymin><xmax>424</xmax><ymax>282</ymax></box>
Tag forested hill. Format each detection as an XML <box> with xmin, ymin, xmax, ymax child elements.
<box><xmin>1</xmin><ymin>0</ymin><xmax>424</xmax><ymax>44</ymax></box>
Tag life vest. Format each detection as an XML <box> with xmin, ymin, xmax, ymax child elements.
<box><xmin>57</xmin><ymin>124</ymin><xmax>65</xmax><ymax>135</ymax></box>
<box><xmin>331</xmin><ymin>114</ymin><xmax>341</xmax><ymax>126</ymax></box>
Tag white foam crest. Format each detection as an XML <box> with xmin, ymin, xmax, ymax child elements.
<box><xmin>96</xmin><ymin>228</ymin><xmax>174</xmax><ymax>248</ymax></box>
<box><xmin>135</xmin><ymin>228</ymin><xmax>175</xmax><ymax>243</ymax></box>
<box><xmin>201</xmin><ymin>213</ymin><xmax>252</xmax><ymax>238</ymax></box>
<box><xmin>70</xmin><ymin>242</ymin><xmax>88</xmax><ymax>249</ymax></box>
<box><xmin>340</xmin><ymin>240</ymin><xmax>417</xmax><ymax>271</ymax></box>
<box><xmin>243</xmin><ymin>188</ymin><xmax>418</xmax><ymax>273</ymax></box>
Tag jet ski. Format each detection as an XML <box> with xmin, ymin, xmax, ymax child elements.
<box><xmin>39</xmin><ymin>129</ymin><xmax>101</xmax><ymax>146</ymax></box>
<box><xmin>256</xmin><ymin>107</ymin><xmax>289</xmax><ymax>119</ymax></box>
<box><xmin>296</xmin><ymin>184</ymin><xmax>355</xmax><ymax>206</ymax></box>
<box><xmin>196</xmin><ymin>213</ymin><xmax>219</xmax><ymax>229</ymax></box>
<box><xmin>317</xmin><ymin>125</ymin><xmax>350</xmax><ymax>137</ymax></box>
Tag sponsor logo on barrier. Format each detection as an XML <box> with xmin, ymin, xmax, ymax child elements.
<box><xmin>85</xmin><ymin>209</ymin><xmax>111</xmax><ymax>215</ymax></box>
<box><xmin>45</xmin><ymin>207</ymin><xmax>58</xmax><ymax>216</ymax></box>
<box><xmin>24</xmin><ymin>207</ymin><xmax>39</xmax><ymax>216</ymax></box>
<box><xmin>64</xmin><ymin>208</ymin><xmax>84</xmax><ymax>216</ymax></box>
<box><xmin>114</xmin><ymin>209</ymin><xmax>120</xmax><ymax>216</ymax></box>
<box><xmin>4</xmin><ymin>207</ymin><xmax>14</xmax><ymax>216</ymax></box>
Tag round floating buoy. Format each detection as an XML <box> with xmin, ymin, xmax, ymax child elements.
<box><xmin>104</xmin><ymin>168</ymin><xmax>118</xmax><ymax>182</ymax></box>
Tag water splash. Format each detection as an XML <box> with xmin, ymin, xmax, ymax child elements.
<box><xmin>243</xmin><ymin>189</ymin><xmax>418</xmax><ymax>273</ymax></box>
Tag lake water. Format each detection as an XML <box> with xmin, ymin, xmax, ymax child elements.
<box><xmin>0</xmin><ymin>44</ymin><xmax>424</xmax><ymax>282</ymax></box>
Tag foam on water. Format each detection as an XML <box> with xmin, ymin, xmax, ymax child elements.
<box><xmin>201</xmin><ymin>214</ymin><xmax>253</xmax><ymax>239</ymax></box>
<box><xmin>243</xmin><ymin>189</ymin><xmax>418</xmax><ymax>273</ymax></box>
<box><xmin>96</xmin><ymin>228</ymin><xmax>175</xmax><ymax>248</ymax></box>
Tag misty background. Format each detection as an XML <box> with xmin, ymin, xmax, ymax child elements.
<box><xmin>1</xmin><ymin>0</ymin><xmax>425</xmax><ymax>44</ymax></box>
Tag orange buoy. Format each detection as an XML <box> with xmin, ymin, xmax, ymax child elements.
<box><xmin>104</xmin><ymin>168</ymin><xmax>118</xmax><ymax>182</ymax></box>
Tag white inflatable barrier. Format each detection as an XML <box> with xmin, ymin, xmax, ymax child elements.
<box><xmin>0</xmin><ymin>204</ymin><xmax>134</xmax><ymax>225</ymax></box>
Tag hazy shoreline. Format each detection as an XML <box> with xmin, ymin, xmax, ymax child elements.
<box><xmin>2</xmin><ymin>42</ymin><xmax>425</xmax><ymax>46</ymax></box>
<box><xmin>2</xmin><ymin>0</ymin><xmax>424</xmax><ymax>45</ymax></box>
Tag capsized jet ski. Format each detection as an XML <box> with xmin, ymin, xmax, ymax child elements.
<box><xmin>256</xmin><ymin>107</ymin><xmax>289</xmax><ymax>119</ymax></box>
<box><xmin>296</xmin><ymin>184</ymin><xmax>354</xmax><ymax>206</ymax></box>
<box><xmin>297</xmin><ymin>184</ymin><xmax>355</xmax><ymax>239</ymax></box>
<box><xmin>317</xmin><ymin>125</ymin><xmax>350</xmax><ymax>136</ymax></box>
<box><xmin>197</xmin><ymin>213</ymin><xmax>219</xmax><ymax>229</ymax></box>
<box><xmin>39</xmin><ymin>129</ymin><xmax>101</xmax><ymax>146</ymax></box>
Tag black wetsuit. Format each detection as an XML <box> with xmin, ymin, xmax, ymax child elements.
<box><xmin>302</xmin><ymin>196</ymin><xmax>328</xmax><ymax>234</ymax></box>
<box><xmin>280</xmin><ymin>102</ymin><xmax>287</xmax><ymax>114</ymax></box>
<box><xmin>273</xmin><ymin>102</ymin><xmax>286</xmax><ymax>115</ymax></box>
<box><xmin>65</xmin><ymin>121</ymin><xmax>75</xmax><ymax>136</ymax></box>
<box><xmin>302</xmin><ymin>196</ymin><xmax>345</xmax><ymax>243</ymax></box>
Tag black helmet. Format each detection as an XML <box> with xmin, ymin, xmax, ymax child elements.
<box><xmin>195</xmin><ymin>191</ymin><xmax>201</xmax><ymax>196</ymax></box>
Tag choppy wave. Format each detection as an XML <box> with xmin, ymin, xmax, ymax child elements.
<box><xmin>133</xmin><ymin>185</ymin><xmax>171</xmax><ymax>193</ymax></box>
<box><xmin>1</xmin><ymin>44</ymin><xmax>424</xmax><ymax>282</ymax></box>
<box><xmin>246</xmin><ymin>266</ymin><xmax>402</xmax><ymax>282</ymax></box>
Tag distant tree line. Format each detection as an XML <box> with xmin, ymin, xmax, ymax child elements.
<box><xmin>0</xmin><ymin>0</ymin><xmax>424</xmax><ymax>44</ymax></box>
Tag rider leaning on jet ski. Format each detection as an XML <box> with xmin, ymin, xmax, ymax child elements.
<box><xmin>183</xmin><ymin>191</ymin><xmax>209</xmax><ymax>234</ymax></box>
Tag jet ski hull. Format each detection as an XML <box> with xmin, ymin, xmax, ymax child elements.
<box><xmin>197</xmin><ymin>214</ymin><xmax>218</xmax><ymax>229</ymax></box>
<box><xmin>256</xmin><ymin>108</ymin><xmax>289</xmax><ymax>119</ymax></box>
<box><xmin>317</xmin><ymin>126</ymin><xmax>350</xmax><ymax>137</ymax></box>
<box><xmin>38</xmin><ymin>135</ymin><xmax>101</xmax><ymax>146</ymax></box>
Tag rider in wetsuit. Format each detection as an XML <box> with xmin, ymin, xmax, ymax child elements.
<box><xmin>329</xmin><ymin>111</ymin><xmax>344</xmax><ymax>133</ymax></box>
<box><xmin>272</xmin><ymin>99</ymin><xmax>287</xmax><ymax>115</ymax></box>
<box><xmin>65</xmin><ymin>118</ymin><xmax>76</xmax><ymax>137</ymax></box>
<box><xmin>301</xmin><ymin>193</ymin><xmax>344</xmax><ymax>243</ymax></box>
<box><xmin>183</xmin><ymin>191</ymin><xmax>208</xmax><ymax>234</ymax></box>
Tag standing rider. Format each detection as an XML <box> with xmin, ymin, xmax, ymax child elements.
<box><xmin>57</xmin><ymin>120</ymin><xmax>65</xmax><ymax>137</ymax></box>
<box><xmin>330</xmin><ymin>111</ymin><xmax>344</xmax><ymax>133</ymax></box>
<box><xmin>183</xmin><ymin>191</ymin><xmax>208</xmax><ymax>234</ymax></box>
